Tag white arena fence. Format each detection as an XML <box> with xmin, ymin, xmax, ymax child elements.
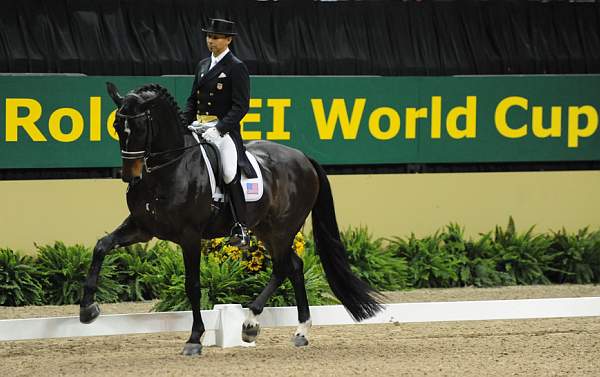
<box><xmin>1</xmin><ymin>297</ymin><xmax>599</xmax><ymax>348</ymax></box>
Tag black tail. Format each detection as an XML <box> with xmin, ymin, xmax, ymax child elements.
<box><xmin>308</xmin><ymin>157</ymin><xmax>383</xmax><ymax>321</ymax></box>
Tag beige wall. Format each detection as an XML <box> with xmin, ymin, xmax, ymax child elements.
<box><xmin>1</xmin><ymin>171</ymin><xmax>599</xmax><ymax>254</ymax></box>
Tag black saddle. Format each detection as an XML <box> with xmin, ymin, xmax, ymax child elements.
<box><xmin>199</xmin><ymin>141</ymin><xmax>224</xmax><ymax>193</ymax></box>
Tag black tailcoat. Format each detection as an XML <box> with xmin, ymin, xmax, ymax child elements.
<box><xmin>184</xmin><ymin>51</ymin><xmax>256</xmax><ymax>178</ymax></box>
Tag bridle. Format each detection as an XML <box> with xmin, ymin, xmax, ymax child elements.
<box><xmin>116</xmin><ymin>108</ymin><xmax>198</xmax><ymax>175</ymax></box>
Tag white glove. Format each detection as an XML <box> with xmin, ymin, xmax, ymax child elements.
<box><xmin>202</xmin><ymin>127</ymin><xmax>221</xmax><ymax>143</ymax></box>
<box><xmin>187</xmin><ymin>120</ymin><xmax>201</xmax><ymax>133</ymax></box>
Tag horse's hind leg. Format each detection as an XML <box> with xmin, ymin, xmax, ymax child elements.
<box><xmin>242</xmin><ymin>269</ymin><xmax>286</xmax><ymax>343</ymax></box>
<box><xmin>242</xmin><ymin>236</ymin><xmax>291</xmax><ymax>343</ymax></box>
<box><xmin>242</xmin><ymin>234</ymin><xmax>312</xmax><ymax>347</ymax></box>
<box><xmin>289</xmin><ymin>252</ymin><xmax>311</xmax><ymax>347</ymax></box>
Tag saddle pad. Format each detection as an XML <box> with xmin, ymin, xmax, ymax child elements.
<box><xmin>193</xmin><ymin>133</ymin><xmax>264</xmax><ymax>202</ymax></box>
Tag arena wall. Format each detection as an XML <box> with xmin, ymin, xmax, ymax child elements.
<box><xmin>1</xmin><ymin>170</ymin><xmax>598</xmax><ymax>254</ymax></box>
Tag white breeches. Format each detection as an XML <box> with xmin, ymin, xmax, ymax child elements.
<box><xmin>210</xmin><ymin>131</ymin><xmax>238</xmax><ymax>184</ymax></box>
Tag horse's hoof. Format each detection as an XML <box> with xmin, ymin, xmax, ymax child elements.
<box><xmin>79</xmin><ymin>303</ymin><xmax>100</xmax><ymax>324</ymax></box>
<box><xmin>182</xmin><ymin>343</ymin><xmax>202</xmax><ymax>356</ymax></box>
<box><xmin>293</xmin><ymin>334</ymin><xmax>309</xmax><ymax>347</ymax></box>
<box><xmin>242</xmin><ymin>322</ymin><xmax>260</xmax><ymax>343</ymax></box>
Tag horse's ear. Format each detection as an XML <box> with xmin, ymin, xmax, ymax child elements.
<box><xmin>106</xmin><ymin>82</ymin><xmax>123</xmax><ymax>107</ymax></box>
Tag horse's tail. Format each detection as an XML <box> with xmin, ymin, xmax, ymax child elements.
<box><xmin>307</xmin><ymin>157</ymin><xmax>383</xmax><ymax>321</ymax></box>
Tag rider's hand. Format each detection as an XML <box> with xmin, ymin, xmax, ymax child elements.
<box><xmin>187</xmin><ymin>120</ymin><xmax>201</xmax><ymax>133</ymax></box>
<box><xmin>202</xmin><ymin>127</ymin><xmax>220</xmax><ymax>142</ymax></box>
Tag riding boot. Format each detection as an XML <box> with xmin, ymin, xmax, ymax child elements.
<box><xmin>227</xmin><ymin>179</ymin><xmax>250</xmax><ymax>249</ymax></box>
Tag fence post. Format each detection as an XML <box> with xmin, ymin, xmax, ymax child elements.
<box><xmin>213</xmin><ymin>304</ymin><xmax>255</xmax><ymax>348</ymax></box>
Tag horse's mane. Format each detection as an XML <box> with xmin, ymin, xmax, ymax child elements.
<box><xmin>134</xmin><ymin>83</ymin><xmax>185</xmax><ymax>126</ymax></box>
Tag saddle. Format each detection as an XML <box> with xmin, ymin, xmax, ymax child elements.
<box><xmin>199</xmin><ymin>140</ymin><xmax>224</xmax><ymax>194</ymax></box>
<box><xmin>190</xmin><ymin>132</ymin><xmax>263</xmax><ymax>203</ymax></box>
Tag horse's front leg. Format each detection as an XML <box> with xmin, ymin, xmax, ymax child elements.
<box><xmin>80</xmin><ymin>216</ymin><xmax>151</xmax><ymax>324</ymax></box>
<box><xmin>181</xmin><ymin>242</ymin><xmax>205</xmax><ymax>356</ymax></box>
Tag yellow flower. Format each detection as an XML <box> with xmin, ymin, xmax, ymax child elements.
<box><xmin>226</xmin><ymin>247</ymin><xmax>242</xmax><ymax>261</ymax></box>
<box><xmin>294</xmin><ymin>241</ymin><xmax>305</xmax><ymax>256</ymax></box>
<box><xmin>247</xmin><ymin>259</ymin><xmax>262</xmax><ymax>271</ymax></box>
<box><xmin>292</xmin><ymin>232</ymin><xmax>306</xmax><ymax>256</ymax></box>
<box><xmin>211</xmin><ymin>237</ymin><xmax>225</xmax><ymax>248</ymax></box>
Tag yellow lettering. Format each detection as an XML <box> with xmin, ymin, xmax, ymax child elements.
<box><xmin>5</xmin><ymin>98</ymin><xmax>46</xmax><ymax>142</ymax></box>
<box><xmin>311</xmin><ymin>98</ymin><xmax>366</xmax><ymax>140</ymax></box>
<box><xmin>447</xmin><ymin>96</ymin><xmax>477</xmax><ymax>139</ymax></box>
<box><xmin>495</xmin><ymin>96</ymin><xmax>528</xmax><ymax>138</ymax></box>
<box><xmin>532</xmin><ymin>106</ymin><xmax>561</xmax><ymax>138</ymax></box>
<box><xmin>568</xmin><ymin>105</ymin><xmax>598</xmax><ymax>148</ymax></box>
<box><xmin>431</xmin><ymin>96</ymin><xmax>442</xmax><ymax>139</ymax></box>
<box><xmin>48</xmin><ymin>108</ymin><xmax>84</xmax><ymax>142</ymax></box>
<box><xmin>107</xmin><ymin>110</ymin><xmax>119</xmax><ymax>140</ymax></box>
<box><xmin>266</xmin><ymin>99</ymin><xmax>291</xmax><ymax>140</ymax></box>
<box><xmin>240</xmin><ymin>98</ymin><xmax>262</xmax><ymax>140</ymax></box>
<box><xmin>368</xmin><ymin>107</ymin><xmax>400</xmax><ymax>140</ymax></box>
<box><xmin>90</xmin><ymin>97</ymin><xmax>102</xmax><ymax>141</ymax></box>
<box><xmin>405</xmin><ymin>107</ymin><xmax>428</xmax><ymax>139</ymax></box>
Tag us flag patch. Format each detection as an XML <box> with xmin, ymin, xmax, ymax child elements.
<box><xmin>246</xmin><ymin>182</ymin><xmax>258</xmax><ymax>195</ymax></box>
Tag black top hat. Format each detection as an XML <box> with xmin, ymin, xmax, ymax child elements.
<box><xmin>202</xmin><ymin>18</ymin><xmax>237</xmax><ymax>36</ymax></box>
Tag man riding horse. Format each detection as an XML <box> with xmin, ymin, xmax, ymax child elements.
<box><xmin>185</xmin><ymin>18</ymin><xmax>254</xmax><ymax>249</ymax></box>
<box><xmin>80</xmin><ymin>17</ymin><xmax>382</xmax><ymax>357</ymax></box>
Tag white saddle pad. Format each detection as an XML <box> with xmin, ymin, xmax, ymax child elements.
<box><xmin>193</xmin><ymin>133</ymin><xmax>264</xmax><ymax>202</ymax></box>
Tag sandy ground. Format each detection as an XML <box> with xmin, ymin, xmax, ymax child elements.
<box><xmin>1</xmin><ymin>285</ymin><xmax>599</xmax><ymax>376</ymax></box>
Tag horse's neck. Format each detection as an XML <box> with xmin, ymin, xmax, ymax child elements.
<box><xmin>153</xmin><ymin>114</ymin><xmax>185</xmax><ymax>150</ymax></box>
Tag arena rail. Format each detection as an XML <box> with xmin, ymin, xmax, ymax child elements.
<box><xmin>1</xmin><ymin>297</ymin><xmax>599</xmax><ymax>347</ymax></box>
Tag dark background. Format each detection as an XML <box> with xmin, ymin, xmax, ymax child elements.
<box><xmin>1</xmin><ymin>0</ymin><xmax>599</xmax><ymax>178</ymax></box>
<box><xmin>1</xmin><ymin>0</ymin><xmax>599</xmax><ymax>76</ymax></box>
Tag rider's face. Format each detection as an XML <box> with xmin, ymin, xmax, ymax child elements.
<box><xmin>206</xmin><ymin>34</ymin><xmax>232</xmax><ymax>56</ymax></box>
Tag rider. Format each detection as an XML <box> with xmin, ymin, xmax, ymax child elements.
<box><xmin>184</xmin><ymin>18</ymin><xmax>255</xmax><ymax>248</ymax></box>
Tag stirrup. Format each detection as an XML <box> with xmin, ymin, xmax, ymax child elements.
<box><xmin>229</xmin><ymin>222</ymin><xmax>250</xmax><ymax>249</ymax></box>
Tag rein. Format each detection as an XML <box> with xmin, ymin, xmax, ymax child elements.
<box><xmin>117</xmin><ymin>109</ymin><xmax>199</xmax><ymax>175</ymax></box>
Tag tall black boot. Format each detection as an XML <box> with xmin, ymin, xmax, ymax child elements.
<box><xmin>227</xmin><ymin>179</ymin><xmax>250</xmax><ymax>249</ymax></box>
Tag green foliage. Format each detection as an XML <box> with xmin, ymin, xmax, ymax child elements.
<box><xmin>463</xmin><ymin>232</ymin><xmax>514</xmax><ymax>287</ymax></box>
<box><xmin>35</xmin><ymin>242</ymin><xmax>124</xmax><ymax>305</ymax></box>
<box><xmin>2</xmin><ymin>219</ymin><xmax>600</xmax><ymax>308</ymax></box>
<box><xmin>153</xmin><ymin>242</ymin><xmax>337</xmax><ymax>312</ymax></box>
<box><xmin>389</xmin><ymin>231</ymin><xmax>460</xmax><ymax>288</ymax></box>
<box><xmin>199</xmin><ymin>255</ymin><xmax>253</xmax><ymax>310</ymax></box>
<box><xmin>246</xmin><ymin>243</ymin><xmax>337</xmax><ymax>308</ymax></box>
<box><xmin>0</xmin><ymin>248</ymin><xmax>44</xmax><ymax>306</ymax></box>
<box><xmin>112</xmin><ymin>243</ymin><xmax>159</xmax><ymax>301</ymax></box>
<box><xmin>548</xmin><ymin>228</ymin><xmax>600</xmax><ymax>284</ymax></box>
<box><xmin>492</xmin><ymin>217</ymin><xmax>558</xmax><ymax>285</ymax></box>
<box><xmin>443</xmin><ymin>224</ymin><xmax>514</xmax><ymax>287</ymax></box>
<box><xmin>341</xmin><ymin>226</ymin><xmax>410</xmax><ymax>290</ymax></box>
<box><xmin>140</xmin><ymin>242</ymin><xmax>185</xmax><ymax>305</ymax></box>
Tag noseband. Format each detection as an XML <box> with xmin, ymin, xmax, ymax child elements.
<box><xmin>116</xmin><ymin>110</ymin><xmax>152</xmax><ymax>160</ymax></box>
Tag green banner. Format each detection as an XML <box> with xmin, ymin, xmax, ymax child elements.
<box><xmin>1</xmin><ymin>75</ymin><xmax>599</xmax><ymax>168</ymax></box>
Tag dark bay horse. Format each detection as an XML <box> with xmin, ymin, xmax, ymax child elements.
<box><xmin>79</xmin><ymin>83</ymin><xmax>382</xmax><ymax>355</ymax></box>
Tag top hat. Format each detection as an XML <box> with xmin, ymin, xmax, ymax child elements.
<box><xmin>202</xmin><ymin>18</ymin><xmax>237</xmax><ymax>36</ymax></box>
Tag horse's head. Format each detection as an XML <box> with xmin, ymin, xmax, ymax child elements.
<box><xmin>107</xmin><ymin>82</ymin><xmax>184</xmax><ymax>183</ymax></box>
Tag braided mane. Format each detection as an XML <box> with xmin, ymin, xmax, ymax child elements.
<box><xmin>134</xmin><ymin>83</ymin><xmax>185</xmax><ymax>126</ymax></box>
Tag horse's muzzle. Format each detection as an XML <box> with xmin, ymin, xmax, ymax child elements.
<box><xmin>122</xmin><ymin>159</ymin><xmax>144</xmax><ymax>182</ymax></box>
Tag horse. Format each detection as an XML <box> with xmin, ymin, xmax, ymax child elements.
<box><xmin>79</xmin><ymin>82</ymin><xmax>382</xmax><ymax>356</ymax></box>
